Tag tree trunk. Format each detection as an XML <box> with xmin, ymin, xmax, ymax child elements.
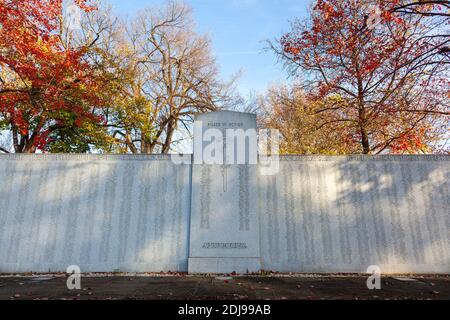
<box><xmin>360</xmin><ymin>125</ymin><xmax>370</xmax><ymax>154</ymax></box>
<box><xmin>357</xmin><ymin>74</ymin><xmax>370</xmax><ymax>154</ymax></box>
<box><xmin>161</xmin><ymin>120</ymin><xmax>176</xmax><ymax>154</ymax></box>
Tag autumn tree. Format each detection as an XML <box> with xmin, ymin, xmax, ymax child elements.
<box><xmin>261</xmin><ymin>84</ymin><xmax>360</xmax><ymax>154</ymax></box>
<box><xmin>105</xmin><ymin>2</ymin><xmax>235</xmax><ymax>154</ymax></box>
<box><xmin>47</xmin><ymin>3</ymin><xmax>126</xmax><ymax>153</ymax></box>
<box><xmin>273</xmin><ymin>0</ymin><xmax>449</xmax><ymax>154</ymax></box>
<box><xmin>0</xmin><ymin>0</ymin><xmax>112</xmax><ymax>153</ymax></box>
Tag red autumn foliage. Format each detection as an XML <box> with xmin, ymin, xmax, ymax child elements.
<box><xmin>277</xmin><ymin>0</ymin><xmax>449</xmax><ymax>154</ymax></box>
<box><xmin>0</xmin><ymin>0</ymin><xmax>103</xmax><ymax>153</ymax></box>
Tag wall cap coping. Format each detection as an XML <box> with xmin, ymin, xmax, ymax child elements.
<box><xmin>0</xmin><ymin>154</ymin><xmax>448</xmax><ymax>161</ymax></box>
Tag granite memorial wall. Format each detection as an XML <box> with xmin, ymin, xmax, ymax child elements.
<box><xmin>259</xmin><ymin>156</ymin><xmax>449</xmax><ymax>274</ymax></box>
<box><xmin>0</xmin><ymin>155</ymin><xmax>192</xmax><ymax>273</ymax></box>
<box><xmin>0</xmin><ymin>111</ymin><xmax>449</xmax><ymax>274</ymax></box>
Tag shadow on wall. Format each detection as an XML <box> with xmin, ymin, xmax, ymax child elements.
<box><xmin>0</xmin><ymin>155</ymin><xmax>192</xmax><ymax>273</ymax></box>
<box><xmin>259</xmin><ymin>156</ymin><xmax>450</xmax><ymax>274</ymax></box>
<box><xmin>0</xmin><ymin>154</ymin><xmax>448</xmax><ymax>274</ymax></box>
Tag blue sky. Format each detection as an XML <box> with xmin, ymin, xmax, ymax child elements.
<box><xmin>106</xmin><ymin>0</ymin><xmax>310</xmax><ymax>95</ymax></box>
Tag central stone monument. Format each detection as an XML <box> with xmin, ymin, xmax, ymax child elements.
<box><xmin>188</xmin><ymin>111</ymin><xmax>261</xmax><ymax>274</ymax></box>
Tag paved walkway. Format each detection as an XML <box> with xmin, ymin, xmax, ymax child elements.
<box><xmin>0</xmin><ymin>274</ymin><xmax>448</xmax><ymax>300</ymax></box>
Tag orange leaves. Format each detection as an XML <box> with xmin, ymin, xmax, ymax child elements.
<box><xmin>74</xmin><ymin>0</ymin><xmax>97</xmax><ymax>12</ymax></box>
<box><xmin>283</xmin><ymin>41</ymin><xmax>301</xmax><ymax>56</ymax></box>
<box><xmin>0</xmin><ymin>0</ymin><xmax>103</xmax><ymax>152</ymax></box>
<box><xmin>275</xmin><ymin>0</ymin><xmax>448</xmax><ymax>154</ymax></box>
<box><xmin>280</xmin><ymin>0</ymin><xmax>421</xmax><ymax>87</ymax></box>
<box><xmin>390</xmin><ymin>132</ymin><xmax>427</xmax><ymax>154</ymax></box>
